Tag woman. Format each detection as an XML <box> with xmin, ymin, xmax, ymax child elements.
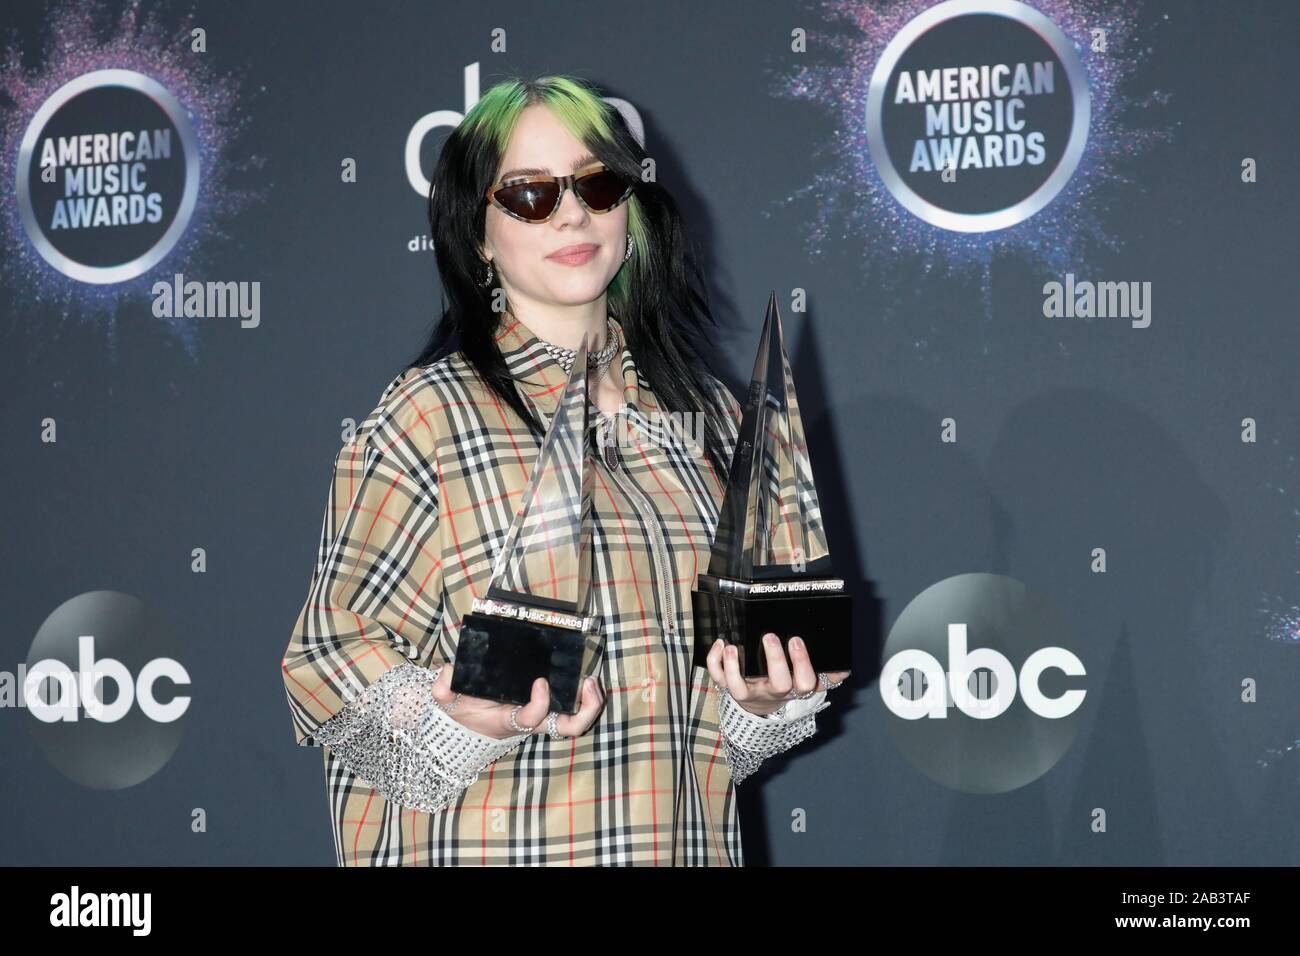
<box><xmin>281</xmin><ymin>74</ymin><xmax>850</xmax><ymax>866</ymax></box>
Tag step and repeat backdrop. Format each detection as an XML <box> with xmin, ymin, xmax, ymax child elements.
<box><xmin>0</xmin><ymin>0</ymin><xmax>1296</xmax><ymax>867</ymax></box>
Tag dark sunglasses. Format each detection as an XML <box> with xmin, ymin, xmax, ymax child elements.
<box><xmin>485</xmin><ymin>162</ymin><xmax>632</xmax><ymax>224</ymax></box>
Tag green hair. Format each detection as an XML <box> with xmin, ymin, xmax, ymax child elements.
<box><xmin>417</xmin><ymin>72</ymin><xmax>735</xmax><ymax>481</ymax></box>
<box><xmin>460</xmin><ymin>74</ymin><xmax>647</xmax><ymax>314</ymax></box>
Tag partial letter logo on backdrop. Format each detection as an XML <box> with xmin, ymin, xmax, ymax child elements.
<box><xmin>405</xmin><ymin>61</ymin><xmax>646</xmax><ymax>201</ymax></box>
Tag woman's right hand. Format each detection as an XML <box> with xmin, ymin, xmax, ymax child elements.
<box><xmin>431</xmin><ymin>660</ymin><xmax>606</xmax><ymax>740</ymax></box>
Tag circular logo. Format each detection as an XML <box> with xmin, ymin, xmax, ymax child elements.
<box><xmin>880</xmin><ymin>573</ymin><xmax>1086</xmax><ymax>794</ymax></box>
<box><xmin>15</xmin><ymin>69</ymin><xmax>200</xmax><ymax>284</ymax></box>
<box><xmin>865</xmin><ymin>0</ymin><xmax>1090</xmax><ymax>232</ymax></box>
<box><xmin>24</xmin><ymin>591</ymin><xmax>191</xmax><ymax>790</ymax></box>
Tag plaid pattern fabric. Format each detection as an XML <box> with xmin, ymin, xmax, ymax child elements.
<box><xmin>282</xmin><ymin>312</ymin><xmax>825</xmax><ymax>865</ymax></box>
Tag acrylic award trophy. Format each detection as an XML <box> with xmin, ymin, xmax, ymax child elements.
<box><xmin>451</xmin><ymin>335</ymin><xmax>604</xmax><ymax>714</ymax></box>
<box><xmin>692</xmin><ymin>292</ymin><xmax>852</xmax><ymax>677</ymax></box>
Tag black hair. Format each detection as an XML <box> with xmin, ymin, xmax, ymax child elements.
<box><xmin>408</xmin><ymin>73</ymin><xmax>733</xmax><ymax>481</ymax></box>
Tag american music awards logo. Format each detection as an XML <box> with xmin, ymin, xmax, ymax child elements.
<box><xmin>769</xmin><ymin>0</ymin><xmax>1174</xmax><ymax>303</ymax></box>
<box><xmin>0</xmin><ymin>1</ymin><xmax>263</xmax><ymax>337</ymax></box>
<box><xmin>15</xmin><ymin>68</ymin><xmax>200</xmax><ymax>284</ymax></box>
<box><xmin>865</xmin><ymin>0</ymin><xmax>1090</xmax><ymax>232</ymax></box>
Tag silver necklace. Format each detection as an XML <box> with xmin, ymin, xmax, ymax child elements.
<box><xmin>539</xmin><ymin>315</ymin><xmax>620</xmax><ymax>388</ymax></box>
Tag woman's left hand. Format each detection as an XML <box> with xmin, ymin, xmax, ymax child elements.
<box><xmin>706</xmin><ymin>632</ymin><xmax>851</xmax><ymax>718</ymax></box>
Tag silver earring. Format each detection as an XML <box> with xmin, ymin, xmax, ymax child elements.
<box><xmin>623</xmin><ymin>235</ymin><xmax>633</xmax><ymax>261</ymax></box>
<box><xmin>481</xmin><ymin>258</ymin><xmax>495</xmax><ymax>287</ymax></box>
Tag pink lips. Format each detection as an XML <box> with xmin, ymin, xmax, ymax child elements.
<box><xmin>546</xmin><ymin>243</ymin><xmax>598</xmax><ymax>265</ymax></box>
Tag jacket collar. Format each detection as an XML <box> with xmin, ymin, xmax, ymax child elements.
<box><xmin>493</xmin><ymin>310</ymin><xmax>650</xmax><ymax>422</ymax></box>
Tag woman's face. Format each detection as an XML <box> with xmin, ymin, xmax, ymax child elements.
<box><xmin>481</xmin><ymin>103</ymin><xmax>629</xmax><ymax>312</ymax></box>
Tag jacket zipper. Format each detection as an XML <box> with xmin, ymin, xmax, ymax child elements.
<box><xmin>598</xmin><ymin>417</ymin><xmax>678</xmax><ymax>639</ymax></box>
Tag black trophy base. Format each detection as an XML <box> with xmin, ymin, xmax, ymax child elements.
<box><xmin>691</xmin><ymin>578</ymin><xmax>852</xmax><ymax>678</ymax></box>
<box><xmin>451</xmin><ymin>611</ymin><xmax>595</xmax><ymax>714</ymax></box>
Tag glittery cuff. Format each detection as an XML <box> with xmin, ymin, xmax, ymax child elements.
<box><xmin>715</xmin><ymin>684</ymin><xmax>831</xmax><ymax>786</ymax></box>
<box><xmin>311</xmin><ymin>662</ymin><xmax>530</xmax><ymax>813</ymax></box>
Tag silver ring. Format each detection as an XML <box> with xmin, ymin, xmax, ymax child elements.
<box><xmin>509</xmin><ymin>704</ymin><xmax>536</xmax><ymax>734</ymax></box>
<box><xmin>794</xmin><ymin>686</ymin><xmax>817</xmax><ymax>700</ymax></box>
<box><xmin>442</xmin><ymin>692</ymin><xmax>462</xmax><ymax>713</ymax></box>
<box><xmin>818</xmin><ymin>672</ymin><xmax>844</xmax><ymax>691</ymax></box>
<box><xmin>546</xmin><ymin>711</ymin><xmax>563</xmax><ymax>740</ymax></box>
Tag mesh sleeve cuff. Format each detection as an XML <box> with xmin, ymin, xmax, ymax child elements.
<box><xmin>715</xmin><ymin>683</ymin><xmax>831</xmax><ymax>785</ymax></box>
<box><xmin>311</xmin><ymin>662</ymin><xmax>530</xmax><ymax>813</ymax></box>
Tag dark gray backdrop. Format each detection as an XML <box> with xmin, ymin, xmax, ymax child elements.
<box><xmin>1</xmin><ymin>0</ymin><xmax>1297</xmax><ymax>865</ymax></box>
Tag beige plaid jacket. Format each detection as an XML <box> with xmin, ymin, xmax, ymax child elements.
<box><xmin>282</xmin><ymin>312</ymin><xmax>830</xmax><ymax>865</ymax></box>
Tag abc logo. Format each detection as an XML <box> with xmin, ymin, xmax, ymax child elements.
<box><xmin>26</xmin><ymin>634</ymin><xmax>191</xmax><ymax>723</ymax></box>
<box><xmin>24</xmin><ymin>591</ymin><xmax>191</xmax><ymax>790</ymax></box>
<box><xmin>882</xmin><ymin>573</ymin><xmax>1086</xmax><ymax>794</ymax></box>
<box><xmin>880</xmin><ymin>622</ymin><xmax>1085</xmax><ymax>720</ymax></box>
